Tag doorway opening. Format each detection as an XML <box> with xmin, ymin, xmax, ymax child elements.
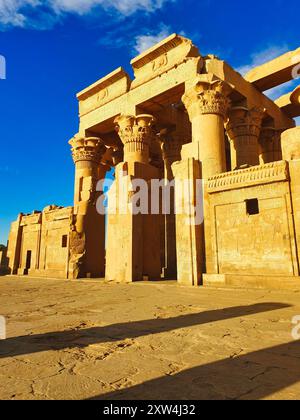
<box><xmin>24</xmin><ymin>250</ymin><xmax>32</xmax><ymax>275</ymax></box>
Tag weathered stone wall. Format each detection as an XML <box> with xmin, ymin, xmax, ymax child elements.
<box><xmin>206</xmin><ymin>161</ymin><xmax>299</xmax><ymax>277</ymax></box>
<box><xmin>33</xmin><ymin>207</ymin><xmax>73</xmax><ymax>278</ymax></box>
<box><xmin>7</xmin><ymin>206</ymin><xmax>73</xmax><ymax>279</ymax></box>
<box><xmin>17</xmin><ymin>213</ymin><xmax>42</xmax><ymax>275</ymax></box>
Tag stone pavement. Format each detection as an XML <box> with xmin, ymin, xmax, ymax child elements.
<box><xmin>0</xmin><ymin>276</ymin><xmax>300</xmax><ymax>400</ymax></box>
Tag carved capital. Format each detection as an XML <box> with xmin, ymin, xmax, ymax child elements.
<box><xmin>69</xmin><ymin>136</ymin><xmax>106</xmax><ymax>164</ymax></box>
<box><xmin>159</xmin><ymin>128</ymin><xmax>183</xmax><ymax>162</ymax></box>
<box><xmin>226</xmin><ymin>106</ymin><xmax>265</xmax><ymax>142</ymax></box>
<box><xmin>182</xmin><ymin>79</ymin><xmax>231</xmax><ymax>119</ymax></box>
<box><xmin>259</xmin><ymin>127</ymin><xmax>282</xmax><ymax>163</ymax></box>
<box><xmin>115</xmin><ymin>114</ymin><xmax>156</xmax><ymax>163</ymax></box>
<box><xmin>115</xmin><ymin>114</ymin><xmax>155</xmax><ymax>146</ymax></box>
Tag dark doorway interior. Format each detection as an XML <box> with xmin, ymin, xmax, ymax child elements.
<box><xmin>24</xmin><ymin>250</ymin><xmax>32</xmax><ymax>275</ymax></box>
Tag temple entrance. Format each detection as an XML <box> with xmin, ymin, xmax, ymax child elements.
<box><xmin>24</xmin><ymin>250</ymin><xmax>32</xmax><ymax>275</ymax></box>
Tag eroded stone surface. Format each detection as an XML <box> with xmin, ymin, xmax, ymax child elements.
<box><xmin>1</xmin><ymin>276</ymin><xmax>300</xmax><ymax>400</ymax></box>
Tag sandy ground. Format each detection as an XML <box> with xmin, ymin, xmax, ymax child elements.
<box><xmin>0</xmin><ymin>276</ymin><xmax>300</xmax><ymax>400</ymax></box>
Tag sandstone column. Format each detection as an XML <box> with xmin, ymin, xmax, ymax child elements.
<box><xmin>69</xmin><ymin>136</ymin><xmax>108</xmax><ymax>279</ymax></box>
<box><xmin>105</xmin><ymin>115</ymin><xmax>161</xmax><ymax>283</ymax></box>
<box><xmin>259</xmin><ymin>127</ymin><xmax>282</xmax><ymax>164</ymax></box>
<box><xmin>172</xmin><ymin>76</ymin><xmax>231</xmax><ymax>285</ymax></box>
<box><xmin>182</xmin><ymin>77</ymin><xmax>231</xmax><ymax>177</ymax></box>
<box><xmin>160</xmin><ymin>128</ymin><xmax>183</xmax><ymax>279</ymax></box>
<box><xmin>226</xmin><ymin>106</ymin><xmax>265</xmax><ymax>169</ymax></box>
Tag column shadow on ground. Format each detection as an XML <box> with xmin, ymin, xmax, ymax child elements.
<box><xmin>0</xmin><ymin>302</ymin><xmax>290</xmax><ymax>360</ymax></box>
<box><xmin>89</xmin><ymin>340</ymin><xmax>300</xmax><ymax>400</ymax></box>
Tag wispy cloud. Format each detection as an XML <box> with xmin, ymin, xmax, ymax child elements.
<box><xmin>236</xmin><ymin>44</ymin><xmax>299</xmax><ymax>100</ymax></box>
<box><xmin>0</xmin><ymin>0</ymin><xmax>172</xmax><ymax>29</ymax></box>
<box><xmin>133</xmin><ymin>24</ymin><xmax>173</xmax><ymax>54</ymax></box>
<box><xmin>0</xmin><ymin>0</ymin><xmax>40</xmax><ymax>27</ymax></box>
<box><xmin>97</xmin><ymin>22</ymin><xmax>185</xmax><ymax>57</ymax></box>
<box><xmin>237</xmin><ymin>45</ymin><xmax>289</xmax><ymax>76</ymax></box>
<box><xmin>50</xmin><ymin>0</ymin><xmax>169</xmax><ymax>16</ymax></box>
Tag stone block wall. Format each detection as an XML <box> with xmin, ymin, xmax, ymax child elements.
<box><xmin>206</xmin><ymin>161</ymin><xmax>299</xmax><ymax>278</ymax></box>
<box><xmin>7</xmin><ymin>206</ymin><xmax>73</xmax><ymax>279</ymax></box>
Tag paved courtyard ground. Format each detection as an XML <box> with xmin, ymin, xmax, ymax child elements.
<box><xmin>0</xmin><ymin>276</ymin><xmax>300</xmax><ymax>400</ymax></box>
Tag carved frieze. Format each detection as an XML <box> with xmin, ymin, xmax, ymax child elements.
<box><xmin>207</xmin><ymin>161</ymin><xmax>289</xmax><ymax>193</ymax></box>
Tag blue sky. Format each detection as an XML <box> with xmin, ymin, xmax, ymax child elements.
<box><xmin>0</xmin><ymin>0</ymin><xmax>299</xmax><ymax>244</ymax></box>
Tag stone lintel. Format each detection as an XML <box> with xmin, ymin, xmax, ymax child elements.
<box><xmin>79</xmin><ymin>58</ymin><xmax>201</xmax><ymax>131</ymax></box>
<box><xmin>77</xmin><ymin>37</ymin><xmax>295</xmax><ymax>135</ymax></box>
<box><xmin>244</xmin><ymin>47</ymin><xmax>300</xmax><ymax>91</ymax></box>
<box><xmin>205</xmin><ymin>57</ymin><xmax>295</xmax><ymax>129</ymax></box>
<box><xmin>130</xmin><ymin>33</ymin><xmax>202</xmax><ymax>89</ymax></box>
<box><xmin>20</xmin><ymin>213</ymin><xmax>42</xmax><ymax>226</ymax></box>
<box><xmin>19</xmin><ymin>207</ymin><xmax>73</xmax><ymax>226</ymax></box>
<box><xmin>42</xmin><ymin>206</ymin><xmax>73</xmax><ymax>222</ymax></box>
<box><xmin>77</xmin><ymin>67</ymin><xmax>131</xmax><ymax>117</ymax></box>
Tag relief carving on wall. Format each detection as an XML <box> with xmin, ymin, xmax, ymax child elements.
<box><xmin>152</xmin><ymin>53</ymin><xmax>168</xmax><ymax>72</ymax></box>
<box><xmin>80</xmin><ymin>87</ymin><xmax>110</xmax><ymax>115</ymax></box>
<box><xmin>97</xmin><ymin>88</ymin><xmax>109</xmax><ymax>102</ymax></box>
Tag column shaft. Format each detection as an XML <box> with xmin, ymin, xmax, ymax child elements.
<box><xmin>160</xmin><ymin>129</ymin><xmax>183</xmax><ymax>279</ymax></box>
<box><xmin>106</xmin><ymin>115</ymin><xmax>161</xmax><ymax>283</ymax></box>
<box><xmin>69</xmin><ymin>136</ymin><xmax>107</xmax><ymax>279</ymax></box>
<box><xmin>175</xmin><ymin>77</ymin><xmax>231</xmax><ymax>285</ymax></box>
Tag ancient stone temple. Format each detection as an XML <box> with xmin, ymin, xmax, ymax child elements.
<box><xmin>6</xmin><ymin>34</ymin><xmax>300</xmax><ymax>288</ymax></box>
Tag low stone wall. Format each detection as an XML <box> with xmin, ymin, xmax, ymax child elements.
<box><xmin>206</xmin><ymin>161</ymin><xmax>299</xmax><ymax>278</ymax></box>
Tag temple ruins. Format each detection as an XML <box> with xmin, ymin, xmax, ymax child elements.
<box><xmin>6</xmin><ymin>34</ymin><xmax>300</xmax><ymax>288</ymax></box>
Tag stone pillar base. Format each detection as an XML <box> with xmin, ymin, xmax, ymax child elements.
<box><xmin>172</xmin><ymin>158</ymin><xmax>204</xmax><ymax>286</ymax></box>
<box><xmin>106</xmin><ymin>162</ymin><xmax>161</xmax><ymax>283</ymax></box>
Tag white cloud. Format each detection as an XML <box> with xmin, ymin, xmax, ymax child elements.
<box><xmin>237</xmin><ymin>45</ymin><xmax>289</xmax><ymax>76</ymax></box>
<box><xmin>49</xmin><ymin>0</ymin><xmax>99</xmax><ymax>15</ymax></box>
<box><xmin>236</xmin><ymin>45</ymin><xmax>300</xmax><ymax>100</ymax></box>
<box><xmin>0</xmin><ymin>0</ymin><xmax>171</xmax><ymax>28</ymax></box>
<box><xmin>133</xmin><ymin>24</ymin><xmax>172</xmax><ymax>54</ymax></box>
<box><xmin>0</xmin><ymin>0</ymin><xmax>40</xmax><ymax>27</ymax></box>
<box><xmin>50</xmin><ymin>0</ymin><xmax>167</xmax><ymax>15</ymax></box>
